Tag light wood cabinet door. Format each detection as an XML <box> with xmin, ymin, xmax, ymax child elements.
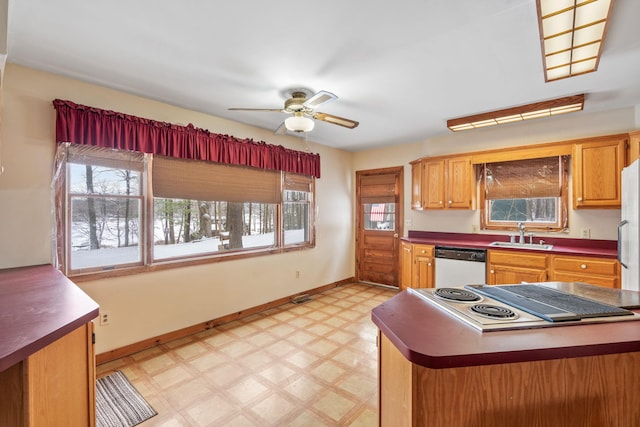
<box><xmin>400</xmin><ymin>241</ymin><xmax>413</xmax><ymax>291</ymax></box>
<box><xmin>551</xmin><ymin>255</ymin><xmax>619</xmax><ymax>289</ymax></box>
<box><xmin>413</xmin><ymin>244</ymin><xmax>434</xmax><ymax>288</ymax></box>
<box><xmin>421</xmin><ymin>156</ymin><xmax>474</xmax><ymax>210</ymax></box>
<box><xmin>423</xmin><ymin>159</ymin><xmax>446</xmax><ymax>209</ymax></box>
<box><xmin>447</xmin><ymin>156</ymin><xmax>474</xmax><ymax>209</ymax></box>
<box><xmin>572</xmin><ymin>136</ymin><xmax>626</xmax><ymax>208</ymax></box>
<box><xmin>487</xmin><ymin>250</ymin><xmax>547</xmax><ymax>285</ymax></box>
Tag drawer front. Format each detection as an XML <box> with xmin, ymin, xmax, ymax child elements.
<box><xmin>413</xmin><ymin>244</ymin><xmax>434</xmax><ymax>257</ymax></box>
<box><xmin>552</xmin><ymin>256</ymin><xmax>618</xmax><ymax>276</ymax></box>
<box><xmin>488</xmin><ymin>250</ymin><xmax>547</xmax><ymax>269</ymax></box>
<box><xmin>553</xmin><ymin>272</ymin><xmax>618</xmax><ymax>289</ymax></box>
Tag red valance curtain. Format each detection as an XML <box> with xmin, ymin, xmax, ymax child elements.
<box><xmin>53</xmin><ymin>99</ymin><xmax>321</xmax><ymax>178</ymax></box>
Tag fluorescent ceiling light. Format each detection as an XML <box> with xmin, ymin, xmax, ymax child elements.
<box><xmin>447</xmin><ymin>94</ymin><xmax>585</xmax><ymax>132</ymax></box>
<box><xmin>536</xmin><ymin>0</ymin><xmax>614</xmax><ymax>82</ymax></box>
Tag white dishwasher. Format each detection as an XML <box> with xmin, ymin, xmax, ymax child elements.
<box><xmin>434</xmin><ymin>246</ymin><xmax>487</xmax><ymax>288</ymax></box>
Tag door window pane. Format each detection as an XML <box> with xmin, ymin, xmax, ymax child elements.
<box><xmin>364</xmin><ymin>203</ymin><xmax>395</xmax><ymax>230</ymax></box>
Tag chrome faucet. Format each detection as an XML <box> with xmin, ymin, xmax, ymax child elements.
<box><xmin>518</xmin><ymin>222</ymin><xmax>526</xmax><ymax>244</ymax></box>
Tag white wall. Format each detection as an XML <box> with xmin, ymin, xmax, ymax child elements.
<box><xmin>354</xmin><ymin>107</ymin><xmax>637</xmax><ymax>241</ymax></box>
<box><xmin>0</xmin><ymin>64</ymin><xmax>355</xmax><ymax>353</ymax></box>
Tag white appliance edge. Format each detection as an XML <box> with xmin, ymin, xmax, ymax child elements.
<box><xmin>621</xmin><ymin>159</ymin><xmax>640</xmax><ymax>291</ymax></box>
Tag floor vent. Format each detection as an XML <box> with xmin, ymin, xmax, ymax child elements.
<box><xmin>291</xmin><ymin>294</ymin><xmax>312</xmax><ymax>304</ymax></box>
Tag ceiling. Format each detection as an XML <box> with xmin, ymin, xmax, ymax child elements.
<box><xmin>6</xmin><ymin>0</ymin><xmax>640</xmax><ymax>151</ymax></box>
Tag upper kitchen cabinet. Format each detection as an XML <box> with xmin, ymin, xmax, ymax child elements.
<box><xmin>411</xmin><ymin>155</ymin><xmax>474</xmax><ymax>210</ymax></box>
<box><xmin>572</xmin><ymin>135</ymin><xmax>626</xmax><ymax>209</ymax></box>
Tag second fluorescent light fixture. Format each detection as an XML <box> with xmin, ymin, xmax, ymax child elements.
<box><xmin>536</xmin><ymin>0</ymin><xmax>615</xmax><ymax>82</ymax></box>
<box><xmin>447</xmin><ymin>94</ymin><xmax>585</xmax><ymax>132</ymax></box>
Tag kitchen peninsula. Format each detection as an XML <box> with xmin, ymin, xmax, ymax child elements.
<box><xmin>372</xmin><ymin>287</ymin><xmax>640</xmax><ymax>427</ymax></box>
<box><xmin>0</xmin><ymin>265</ymin><xmax>99</xmax><ymax>426</ymax></box>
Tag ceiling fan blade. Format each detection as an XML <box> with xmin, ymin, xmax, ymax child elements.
<box><xmin>228</xmin><ymin>108</ymin><xmax>285</xmax><ymax>112</ymax></box>
<box><xmin>313</xmin><ymin>112</ymin><xmax>359</xmax><ymax>129</ymax></box>
<box><xmin>303</xmin><ymin>90</ymin><xmax>337</xmax><ymax>109</ymax></box>
<box><xmin>274</xmin><ymin>121</ymin><xmax>287</xmax><ymax>135</ymax></box>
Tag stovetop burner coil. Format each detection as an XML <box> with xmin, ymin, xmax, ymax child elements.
<box><xmin>434</xmin><ymin>288</ymin><xmax>482</xmax><ymax>302</ymax></box>
<box><xmin>470</xmin><ymin>304</ymin><xmax>518</xmax><ymax>319</ymax></box>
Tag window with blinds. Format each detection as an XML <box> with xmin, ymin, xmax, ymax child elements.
<box><xmin>482</xmin><ymin>156</ymin><xmax>568</xmax><ymax>230</ymax></box>
<box><xmin>54</xmin><ymin>145</ymin><xmax>316</xmax><ymax>276</ymax></box>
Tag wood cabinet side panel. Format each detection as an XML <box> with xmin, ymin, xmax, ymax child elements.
<box><xmin>564</xmin><ymin>353</ymin><xmax>640</xmax><ymax>426</ymax></box>
<box><xmin>26</xmin><ymin>323</ymin><xmax>94</xmax><ymax>427</ymax></box>
<box><xmin>414</xmin><ymin>359</ymin><xmax>566</xmax><ymax>427</ymax></box>
<box><xmin>379</xmin><ymin>333</ymin><xmax>413</xmax><ymax>427</ymax></box>
<box><xmin>0</xmin><ymin>361</ymin><xmax>26</xmax><ymax>426</ymax></box>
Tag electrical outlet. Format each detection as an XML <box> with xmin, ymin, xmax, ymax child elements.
<box><xmin>295</xmin><ymin>270</ymin><xmax>300</xmax><ymax>279</ymax></box>
<box><xmin>581</xmin><ymin>228</ymin><xmax>591</xmax><ymax>239</ymax></box>
<box><xmin>100</xmin><ymin>311</ymin><xmax>111</xmax><ymax>326</ymax></box>
<box><xmin>405</xmin><ymin>218</ymin><xmax>413</xmax><ymax>227</ymax></box>
<box><xmin>471</xmin><ymin>225</ymin><xmax>479</xmax><ymax>233</ymax></box>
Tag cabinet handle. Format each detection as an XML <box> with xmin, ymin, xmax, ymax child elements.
<box><xmin>439</xmin><ymin>200</ymin><xmax>443</xmax><ymax>204</ymax></box>
<box><xmin>421</xmin><ymin>250</ymin><xmax>426</xmax><ymax>254</ymax></box>
<box><xmin>448</xmin><ymin>200</ymin><xmax>452</xmax><ymax>205</ymax></box>
<box><xmin>490</xmin><ymin>269</ymin><xmax>495</xmax><ymax>274</ymax></box>
<box><xmin>577</xmin><ymin>197</ymin><xmax>583</xmax><ymax>202</ymax></box>
<box><xmin>428</xmin><ymin>263</ymin><xmax>432</xmax><ymax>266</ymax></box>
<box><xmin>581</xmin><ymin>264</ymin><xmax>587</xmax><ymax>269</ymax></box>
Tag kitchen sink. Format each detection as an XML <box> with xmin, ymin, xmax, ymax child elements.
<box><xmin>489</xmin><ymin>241</ymin><xmax>553</xmax><ymax>250</ymax></box>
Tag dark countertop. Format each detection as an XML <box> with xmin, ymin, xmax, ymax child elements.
<box><xmin>404</xmin><ymin>231</ymin><xmax>618</xmax><ymax>258</ymax></box>
<box><xmin>371</xmin><ymin>288</ymin><xmax>640</xmax><ymax>369</ymax></box>
<box><xmin>0</xmin><ymin>264</ymin><xmax>99</xmax><ymax>372</ymax></box>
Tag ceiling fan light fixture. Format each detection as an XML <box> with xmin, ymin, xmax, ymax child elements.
<box><xmin>285</xmin><ymin>115</ymin><xmax>315</xmax><ymax>133</ymax></box>
<box><xmin>447</xmin><ymin>94</ymin><xmax>585</xmax><ymax>132</ymax></box>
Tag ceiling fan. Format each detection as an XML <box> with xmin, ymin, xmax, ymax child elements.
<box><xmin>229</xmin><ymin>88</ymin><xmax>359</xmax><ymax>134</ymax></box>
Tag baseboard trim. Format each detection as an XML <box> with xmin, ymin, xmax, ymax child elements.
<box><xmin>96</xmin><ymin>277</ymin><xmax>356</xmax><ymax>365</ymax></box>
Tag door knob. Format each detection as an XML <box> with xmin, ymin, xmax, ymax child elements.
<box><xmin>393</xmin><ymin>233</ymin><xmax>399</xmax><ymax>238</ymax></box>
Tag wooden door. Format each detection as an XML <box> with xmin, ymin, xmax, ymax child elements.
<box><xmin>356</xmin><ymin>167</ymin><xmax>403</xmax><ymax>286</ymax></box>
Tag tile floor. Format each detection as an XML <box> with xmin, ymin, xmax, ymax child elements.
<box><xmin>96</xmin><ymin>283</ymin><xmax>397</xmax><ymax>426</ymax></box>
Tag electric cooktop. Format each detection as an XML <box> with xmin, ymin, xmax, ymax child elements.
<box><xmin>410</xmin><ymin>283</ymin><xmax>640</xmax><ymax>332</ymax></box>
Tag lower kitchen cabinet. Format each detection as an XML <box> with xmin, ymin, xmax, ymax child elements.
<box><xmin>551</xmin><ymin>255</ymin><xmax>620</xmax><ymax>289</ymax></box>
<box><xmin>399</xmin><ymin>242</ymin><xmax>434</xmax><ymax>290</ymax></box>
<box><xmin>487</xmin><ymin>250</ymin><xmax>547</xmax><ymax>285</ymax></box>
<box><xmin>0</xmin><ymin>265</ymin><xmax>98</xmax><ymax>427</ymax></box>
<box><xmin>0</xmin><ymin>322</ymin><xmax>96</xmax><ymax>427</ymax></box>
